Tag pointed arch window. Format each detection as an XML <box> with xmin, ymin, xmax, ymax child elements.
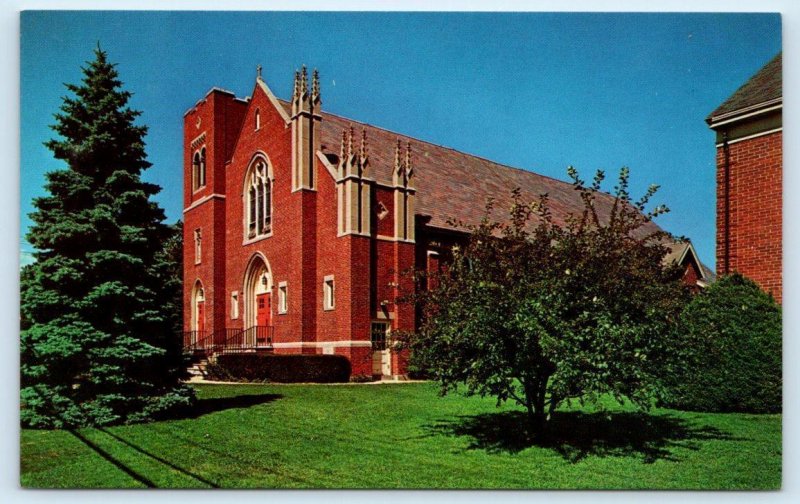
<box><xmin>255</xmin><ymin>109</ymin><xmax>261</xmax><ymax>130</ymax></box>
<box><xmin>192</xmin><ymin>147</ymin><xmax>207</xmax><ymax>191</ymax></box>
<box><xmin>246</xmin><ymin>158</ymin><xmax>272</xmax><ymax>238</ymax></box>
<box><xmin>199</xmin><ymin>148</ymin><xmax>206</xmax><ymax>187</ymax></box>
<box><xmin>192</xmin><ymin>152</ymin><xmax>201</xmax><ymax>191</ymax></box>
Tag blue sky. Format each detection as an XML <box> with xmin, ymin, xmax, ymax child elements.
<box><xmin>20</xmin><ymin>11</ymin><xmax>782</xmax><ymax>269</ymax></box>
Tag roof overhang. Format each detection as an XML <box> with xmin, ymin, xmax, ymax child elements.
<box><xmin>707</xmin><ymin>99</ymin><xmax>782</xmax><ymax>147</ymax></box>
<box><xmin>706</xmin><ymin>98</ymin><xmax>782</xmax><ymax>129</ymax></box>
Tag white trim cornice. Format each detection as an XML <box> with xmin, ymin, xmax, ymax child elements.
<box><xmin>317</xmin><ymin>150</ymin><xmax>338</xmax><ymax>180</ymax></box>
<box><xmin>375</xmin><ymin>234</ymin><xmax>416</xmax><ymax>244</ymax></box>
<box><xmin>271</xmin><ymin>340</ymin><xmax>373</xmax><ymax>349</ymax></box>
<box><xmin>183</xmin><ymin>193</ymin><xmax>226</xmax><ymax>213</ymax></box>
<box><xmin>256</xmin><ymin>77</ymin><xmax>291</xmax><ymax>125</ymax></box>
<box><xmin>715</xmin><ymin>127</ymin><xmax>782</xmax><ymax>147</ymax></box>
<box><xmin>708</xmin><ymin>101</ymin><xmax>782</xmax><ymax>129</ymax></box>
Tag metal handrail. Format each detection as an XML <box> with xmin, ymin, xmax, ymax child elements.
<box><xmin>182</xmin><ymin>326</ymin><xmax>274</xmax><ymax>357</ymax></box>
<box><xmin>215</xmin><ymin>326</ymin><xmax>273</xmax><ymax>355</ymax></box>
<box><xmin>182</xmin><ymin>330</ymin><xmax>212</xmax><ymax>353</ymax></box>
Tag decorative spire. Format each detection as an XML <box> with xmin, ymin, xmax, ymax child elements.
<box><xmin>405</xmin><ymin>142</ymin><xmax>413</xmax><ymax>180</ymax></box>
<box><xmin>340</xmin><ymin>130</ymin><xmax>347</xmax><ymax>162</ymax></box>
<box><xmin>394</xmin><ymin>139</ymin><xmax>403</xmax><ymax>174</ymax></box>
<box><xmin>360</xmin><ymin>129</ymin><xmax>367</xmax><ymax>161</ymax></box>
<box><xmin>300</xmin><ymin>65</ymin><xmax>308</xmax><ymax>95</ymax></box>
<box><xmin>347</xmin><ymin>125</ymin><xmax>355</xmax><ymax>159</ymax></box>
<box><xmin>292</xmin><ymin>70</ymin><xmax>300</xmax><ymax>102</ymax></box>
<box><xmin>256</xmin><ymin>64</ymin><xmax>262</xmax><ymax>79</ymax></box>
<box><xmin>312</xmin><ymin>69</ymin><xmax>320</xmax><ymax>99</ymax></box>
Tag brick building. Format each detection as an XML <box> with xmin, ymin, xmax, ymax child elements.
<box><xmin>183</xmin><ymin>67</ymin><xmax>709</xmax><ymax>378</ymax></box>
<box><xmin>706</xmin><ymin>53</ymin><xmax>782</xmax><ymax>302</ymax></box>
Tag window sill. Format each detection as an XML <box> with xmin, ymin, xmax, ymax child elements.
<box><xmin>242</xmin><ymin>232</ymin><xmax>273</xmax><ymax>246</ymax></box>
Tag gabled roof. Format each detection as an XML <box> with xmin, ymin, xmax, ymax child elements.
<box><xmin>707</xmin><ymin>52</ymin><xmax>782</xmax><ymax>123</ymax></box>
<box><xmin>663</xmin><ymin>240</ymin><xmax>715</xmax><ymax>286</ymax></box>
<box><xmin>276</xmin><ymin>99</ymin><xmax>662</xmax><ymax>238</ymax></box>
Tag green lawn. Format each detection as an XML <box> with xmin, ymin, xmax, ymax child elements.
<box><xmin>20</xmin><ymin>382</ymin><xmax>781</xmax><ymax>489</ymax></box>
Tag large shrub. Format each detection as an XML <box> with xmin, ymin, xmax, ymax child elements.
<box><xmin>663</xmin><ymin>273</ymin><xmax>781</xmax><ymax>413</ymax></box>
<box><xmin>207</xmin><ymin>354</ymin><xmax>352</xmax><ymax>383</ymax></box>
<box><xmin>402</xmin><ymin>167</ymin><xmax>690</xmax><ymax>432</ymax></box>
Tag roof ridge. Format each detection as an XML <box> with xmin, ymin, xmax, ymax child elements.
<box><xmin>275</xmin><ymin>99</ymin><xmax>633</xmax><ymax>209</ymax></box>
<box><xmin>283</xmin><ymin>98</ymin><xmax>582</xmax><ymax>192</ymax></box>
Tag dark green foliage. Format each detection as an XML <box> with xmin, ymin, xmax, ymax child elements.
<box><xmin>663</xmin><ymin>273</ymin><xmax>782</xmax><ymax>413</ymax></box>
<box><xmin>20</xmin><ymin>47</ymin><xmax>194</xmax><ymax>428</ymax></box>
<box><xmin>154</xmin><ymin>220</ymin><xmax>184</xmax><ymax>337</ymax></box>
<box><xmin>403</xmin><ymin>167</ymin><xmax>690</xmax><ymax>431</ymax></box>
<box><xmin>206</xmin><ymin>354</ymin><xmax>352</xmax><ymax>383</ymax></box>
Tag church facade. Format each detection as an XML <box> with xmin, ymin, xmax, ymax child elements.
<box><xmin>183</xmin><ymin>67</ymin><xmax>708</xmax><ymax>378</ymax></box>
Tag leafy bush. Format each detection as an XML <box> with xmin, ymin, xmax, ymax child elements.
<box><xmin>402</xmin><ymin>168</ymin><xmax>690</xmax><ymax>431</ymax></box>
<box><xmin>206</xmin><ymin>354</ymin><xmax>351</xmax><ymax>383</ymax></box>
<box><xmin>663</xmin><ymin>273</ymin><xmax>781</xmax><ymax>413</ymax></box>
<box><xmin>349</xmin><ymin>374</ymin><xmax>375</xmax><ymax>383</ymax></box>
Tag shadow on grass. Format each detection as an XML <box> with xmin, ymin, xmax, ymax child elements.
<box><xmin>98</xmin><ymin>428</ymin><xmax>220</xmax><ymax>488</ymax></box>
<box><xmin>185</xmin><ymin>393</ymin><xmax>283</xmax><ymax>419</ymax></box>
<box><xmin>424</xmin><ymin>410</ymin><xmax>740</xmax><ymax>463</ymax></box>
<box><xmin>65</xmin><ymin>394</ymin><xmax>284</xmax><ymax>488</ymax></box>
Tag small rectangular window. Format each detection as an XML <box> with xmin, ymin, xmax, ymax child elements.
<box><xmin>194</xmin><ymin>229</ymin><xmax>201</xmax><ymax>264</ymax></box>
<box><xmin>278</xmin><ymin>282</ymin><xmax>288</xmax><ymax>314</ymax></box>
<box><xmin>323</xmin><ymin>275</ymin><xmax>335</xmax><ymax>311</ymax></box>
<box><xmin>231</xmin><ymin>291</ymin><xmax>239</xmax><ymax>319</ymax></box>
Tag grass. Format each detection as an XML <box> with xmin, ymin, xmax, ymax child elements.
<box><xmin>20</xmin><ymin>382</ymin><xmax>781</xmax><ymax>489</ymax></box>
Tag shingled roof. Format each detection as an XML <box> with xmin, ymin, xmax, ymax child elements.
<box><xmin>276</xmin><ymin>100</ymin><xmax>663</xmax><ymax>237</ymax></box>
<box><xmin>663</xmin><ymin>241</ymin><xmax>714</xmax><ymax>285</ymax></box>
<box><xmin>707</xmin><ymin>52</ymin><xmax>782</xmax><ymax>122</ymax></box>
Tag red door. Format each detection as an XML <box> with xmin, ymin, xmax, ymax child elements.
<box><xmin>256</xmin><ymin>293</ymin><xmax>271</xmax><ymax>327</ymax></box>
<box><xmin>256</xmin><ymin>294</ymin><xmax>271</xmax><ymax>346</ymax></box>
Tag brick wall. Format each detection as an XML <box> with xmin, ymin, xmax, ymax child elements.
<box><xmin>183</xmin><ymin>90</ymin><xmax>248</xmax><ymax>335</ymax></box>
<box><xmin>221</xmin><ymin>83</ymin><xmax>297</xmax><ymax>342</ymax></box>
<box><xmin>182</xmin><ymin>80</ymin><xmax>454</xmax><ymax>376</ymax></box>
<box><xmin>716</xmin><ymin>131</ymin><xmax>782</xmax><ymax>302</ymax></box>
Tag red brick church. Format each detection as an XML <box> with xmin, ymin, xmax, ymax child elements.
<box><xmin>707</xmin><ymin>53</ymin><xmax>782</xmax><ymax>302</ymax></box>
<box><xmin>183</xmin><ymin>66</ymin><xmax>709</xmax><ymax>378</ymax></box>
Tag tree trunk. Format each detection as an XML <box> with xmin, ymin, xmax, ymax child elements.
<box><xmin>522</xmin><ymin>377</ymin><xmax>549</xmax><ymax>435</ymax></box>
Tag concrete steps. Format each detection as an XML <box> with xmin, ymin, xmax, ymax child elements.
<box><xmin>186</xmin><ymin>358</ymin><xmax>209</xmax><ymax>380</ymax></box>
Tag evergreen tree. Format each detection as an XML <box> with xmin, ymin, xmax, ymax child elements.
<box><xmin>21</xmin><ymin>47</ymin><xmax>194</xmax><ymax>428</ymax></box>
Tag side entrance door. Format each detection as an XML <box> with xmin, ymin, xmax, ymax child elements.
<box><xmin>371</xmin><ymin>322</ymin><xmax>391</xmax><ymax>377</ymax></box>
<box><xmin>256</xmin><ymin>293</ymin><xmax>271</xmax><ymax>346</ymax></box>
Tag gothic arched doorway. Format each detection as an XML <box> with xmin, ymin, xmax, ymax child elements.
<box><xmin>243</xmin><ymin>253</ymin><xmax>273</xmax><ymax>347</ymax></box>
<box><xmin>191</xmin><ymin>280</ymin><xmax>206</xmax><ymax>344</ymax></box>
